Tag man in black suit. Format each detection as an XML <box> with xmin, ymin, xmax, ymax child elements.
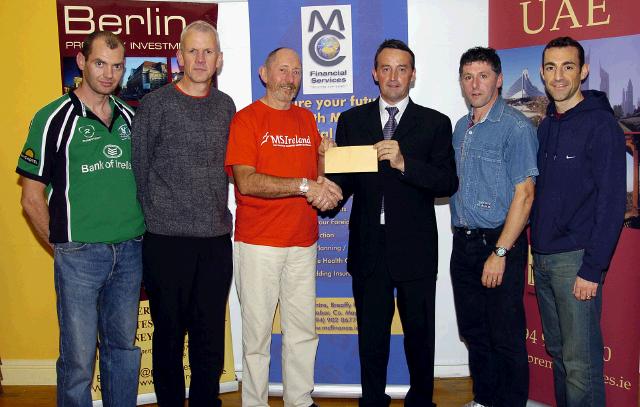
<box><xmin>326</xmin><ymin>39</ymin><xmax>458</xmax><ymax>407</ymax></box>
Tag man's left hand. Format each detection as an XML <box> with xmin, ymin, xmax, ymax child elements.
<box><xmin>482</xmin><ymin>254</ymin><xmax>505</xmax><ymax>288</ymax></box>
<box><xmin>374</xmin><ymin>140</ymin><xmax>404</xmax><ymax>172</ymax></box>
<box><xmin>573</xmin><ymin>277</ymin><xmax>598</xmax><ymax>301</ymax></box>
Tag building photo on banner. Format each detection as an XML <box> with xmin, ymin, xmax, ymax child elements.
<box><xmin>2</xmin><ymin>0</ymin><xmax>639</xmax><ymax>406</ymax></box>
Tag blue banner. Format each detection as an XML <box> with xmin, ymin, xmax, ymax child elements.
<box><xmin>248</xmin><ymin>0</ymin><xmax>408</xmax><ymax>386</ymax></box>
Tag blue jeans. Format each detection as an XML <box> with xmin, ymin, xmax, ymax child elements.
<box><xmin>533</xmin><ymin>250</ymin><xmax>605</xmax><ymax>407</ymax></box>
<box><xmin>54</xmin><ymin>238</ymin><xmax>143</xmax><ymax>407</ymax></box>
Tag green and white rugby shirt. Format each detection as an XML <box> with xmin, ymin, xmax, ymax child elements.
<box><xmin>17</xmin><ymin>92</ymin><xmax>145</xmax><ymax>243</ymax></box>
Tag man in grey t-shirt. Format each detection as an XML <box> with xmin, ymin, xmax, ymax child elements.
<box><xmin>131</xmin><ymin>20</ymin><xmax>235</xmax><ymax>406</ymax></box>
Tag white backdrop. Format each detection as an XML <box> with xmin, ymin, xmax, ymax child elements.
<box><xmin>214</xmin><ymin>0</ymin><xmax>489</xmax><ymax>378</ymax></box>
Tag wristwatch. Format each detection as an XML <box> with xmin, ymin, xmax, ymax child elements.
<box><xmin>299</xmin><ymin>177</ymin><xmax>309</xmax><ymax>195</ymax></box>
<box><xmin>494</xmin><ymin>246</ymin><xmax>508</xmax><ymax>257</ymax></box>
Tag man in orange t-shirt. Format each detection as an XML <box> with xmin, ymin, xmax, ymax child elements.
<box><xmin>225</xmin><ymin>47</ymin><xmax>342</xmax><ymax>407</ymax></box>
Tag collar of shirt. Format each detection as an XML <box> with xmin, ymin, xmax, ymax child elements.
<box><xmin>467</xmin><ymin>96</ymin><xmax>506</xmax><ymax>128</ymax></box>
<box><xmin>378</xmin><ymin>95</ymin><xmax>410</xmax><ymax>128</ymax></box>
<box><xmin>69</xmin><ymin>91</ymin><xmax>121</xmax><ymax>127</ymax></box>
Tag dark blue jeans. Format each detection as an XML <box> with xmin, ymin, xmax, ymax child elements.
<box><xmin>54</xmin><ymin>238</ymin><xmax>143</xmax><ymax>407</ymax></box>
<box><xmin>450</xmin><ymin>227</ymin><xmax>529</xmax><ymax>407</ymax></box>
<box><xmin>533</xmin><ymin>250</ymin><xmax>605</xmax><ymax>407</ymax></box>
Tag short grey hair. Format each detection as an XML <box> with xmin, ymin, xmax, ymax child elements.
<box><xmin>180</xmin><ymin>20</ymin><xmax>220</xmax><ymax>51</ymax></box>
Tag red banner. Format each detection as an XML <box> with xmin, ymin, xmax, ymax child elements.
<box><xmin>490</xmin><ymin>0</ymin><xmax>640</xmax><ymax>49</ymax></box>
<box><xmin>490</xmin><ymin>1</ymin><xmax>640</xmax><ymax>404</ymax></box>
<box><xmin>53</xmin><ymin>2</ymin><xmax>238</xmax><ymax>402</ymax></box>
<box><xmin>525</xmin><ymin>229</ymin><xmax>640</xmax><ymax>405</ymax></box>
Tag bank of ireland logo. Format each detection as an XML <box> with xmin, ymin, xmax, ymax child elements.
<box><xmin>309</xmin><ymin>10</ymin><xmax>345</xmax><ymax>66</ymax></box>
<box><xmin>117</xmin><ymin>124</ymin><xmax>131</xmax><ymax>140</ymax></box>
<box><xmin>103</xmin><ymin>144</ymin><xmax>123</xmax><ymax>159</ymax></box>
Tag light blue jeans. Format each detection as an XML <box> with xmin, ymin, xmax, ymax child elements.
<box><xmin>533</xmin><ymin>249</ymin><xmax>605</xmax><ymax>407</ymax></box>
<box><xmin>54</xmin><ymin>238</ymin><xmax>143</xmax><ymax>407</ymax></box>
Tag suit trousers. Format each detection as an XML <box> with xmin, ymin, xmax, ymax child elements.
<box><xmin>450</xmin><ymin>227</ymin><xmax>529</xmax><ymax>407</ymax></box>
<box><xmin>142</xmin><ymin>232</ymin><xmax>233</xmax><ymax>407</ymax></box>
<box><xmin>234</xmin><ymin>242</ymin><xmax>319</xmax><ymax>407</ymax></box>
<box><xmin>352</xmin><ymin>230</ymin><xmax>437</xmax><ymax>407</ymax></box>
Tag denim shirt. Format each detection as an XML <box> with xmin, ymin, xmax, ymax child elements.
<box><xmin>450</xmin><ymin>97</ymin><xmax>538</xmax><ymax>228</ymax></box>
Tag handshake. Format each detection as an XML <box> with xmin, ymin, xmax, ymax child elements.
<box><xmin>305</xmin><ymin>176</ymin><xmax>343</xmax><ymax>211</ymax></box>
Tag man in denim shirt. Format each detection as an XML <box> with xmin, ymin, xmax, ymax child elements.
<box><xmin>450</xmin><ymin>47</ymin><xmax>538</xmax><ymax>407</ymax></box>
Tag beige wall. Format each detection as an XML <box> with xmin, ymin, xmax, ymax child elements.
<box><xmin>0</xmin><ymin>0</ymin><xmax>61</xmax><ymax>361</ymax></box>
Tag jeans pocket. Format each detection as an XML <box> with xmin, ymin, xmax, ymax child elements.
<box><xmin>133</xmin><ymin>235</ymin><xmax>144</xmax><ymax>242</ymax></box>
<box><xmin>55</xmin><ymin>241</ymin><xmax>88</xmax><ymax>253</ymax></box>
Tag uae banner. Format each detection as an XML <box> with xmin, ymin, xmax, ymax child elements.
<box><xmin>489</xmin><ymin>1</ymin><xmax>640</xmax><ymax>405</ymax></box>
<box><xmin>55</xmin><ymin>1</ymin><xmax>237</xmax><ymax>404</ymax></box>
<box><xmin>247</xmin><ymin>0</ymin><xmax>409</xmax><ymax>394</ymax></box>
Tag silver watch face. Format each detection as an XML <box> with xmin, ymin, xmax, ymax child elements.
<box><xmin>495</xmin><ymin>247</ymin><xmax>507</xmax><ymax>257</ymax></box>
<box><xmin>299</xmin><ymin>178</ymin><xmax>309</xmax><ymax>194</ymax></box>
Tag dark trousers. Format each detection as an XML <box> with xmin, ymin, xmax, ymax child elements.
<box><xmin>353</xmin><ymin>232</ymin><xmax>436</xmax><ymax>407</ymax></box>
<box><xmin>450</xmin><ymin>226</ymin><xmax>529</xmax><ymax>407</ymax></box>
<box><xmin>142</xmin><ymin>232</ymin><xmax>233</xmax><ymax>407</ymax></box>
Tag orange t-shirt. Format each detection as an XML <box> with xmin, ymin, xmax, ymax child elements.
<box><xmin>225</xmin><ymin>100</ymin><xmax>321</xmax><ymax>247</ymax></box>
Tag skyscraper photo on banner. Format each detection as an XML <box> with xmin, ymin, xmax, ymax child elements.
<box><xmin>489</xmin><ymin>1</ymin><xmax>640</xmax><ymax>405</ymax></box>
<box><xmin>247</xmin><ymin>0</ymin><xmax>409</xmax><ymax>387</ymax></box>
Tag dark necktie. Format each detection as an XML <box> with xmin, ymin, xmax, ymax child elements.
<box><xmin>381</xmin><ymin>106</ymin><xmax>399</xmax><ymax>223</ymax></box>
<box><xmin>383</xmin><ymin>106</ymin><xmax>399</xmax><ymax>140</ymax></box>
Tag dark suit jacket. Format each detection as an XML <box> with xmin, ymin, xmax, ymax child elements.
<box><xmin>329</xmin><ymin>98</ymin><xmax>457</xmax><ymax>282</ymax></box>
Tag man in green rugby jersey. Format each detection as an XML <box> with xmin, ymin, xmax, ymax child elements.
<box><xmin>17</xmin><ymin>31</ymin><xmax>144</xmax><ymax>406</ymax></box>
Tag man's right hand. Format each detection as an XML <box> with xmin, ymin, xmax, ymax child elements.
<box><xmin>20</xmin><ymin>177</ymin><xmax>52</xmax><ymax>247</ymax></box>
<box><xmin>306</xmin><ymin>176</ymin><xmax>342</xmax><ymax>211</ymax></box>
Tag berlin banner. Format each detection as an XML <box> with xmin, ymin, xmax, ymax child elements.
<box><xmin>489</xmin><ymin>0</ymin><xmax>640</xmax><ymax>405</ymax></box>
<box><xmin>247</xmin><ymin>0</ymin><xmax>409</xmax><ymax>393</ymax></box>
<box><xmin>54</xmin><ymin>0</ymin><xmax>237</xmax><ymax>403</ymax></box>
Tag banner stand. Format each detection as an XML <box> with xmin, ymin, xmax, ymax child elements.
<box><xmin>91</xmin><ymin>382</ymin><xmax>239</xmax><ymax>407</ymax></box>
<box><xmin>268</xmin><ymin>384</ymin><xmax>408</xmax><ymax>399</ymax></box>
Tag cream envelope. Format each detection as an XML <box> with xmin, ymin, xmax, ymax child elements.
<box><xmin>325</xmin><ymin>146</ymin><xmax>378</xmax><ymax>173</ymax></box>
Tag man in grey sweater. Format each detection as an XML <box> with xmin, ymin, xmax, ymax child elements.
<box><xmin>131</xmin><ymin>20</ymin><xmax>234</xmax><ymax>407</ymax></box>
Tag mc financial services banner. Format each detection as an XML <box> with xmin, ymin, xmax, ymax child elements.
<box><xmin>248</xmin><ymin>0</ymin><xmax>409</xmax><ymax>388</ymax></box>
<box><xmin>55</xmin><ymin>0</ymin><xmax>237</xmax><ymax>403</ymax></box>
<box><xmin>489</xmin><ymin>0</ymin><xmax>640</xmax><ymax>405</ymax></box>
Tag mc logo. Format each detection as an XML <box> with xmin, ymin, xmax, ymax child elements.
<box><xmin>308</xmin><ymin>9</ymin><xmax>346</xmax><ymax>67</ymax></box>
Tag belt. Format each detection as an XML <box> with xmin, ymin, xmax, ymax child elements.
<box><xmin>454</xmin><ymin>227</ymin><xmax>483</xmax><ymax>237</ymax></box>
<box><xmin>454</xmin><ymin>225</ymin><xmax>503</xmax><ymax>238</ymax></box>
